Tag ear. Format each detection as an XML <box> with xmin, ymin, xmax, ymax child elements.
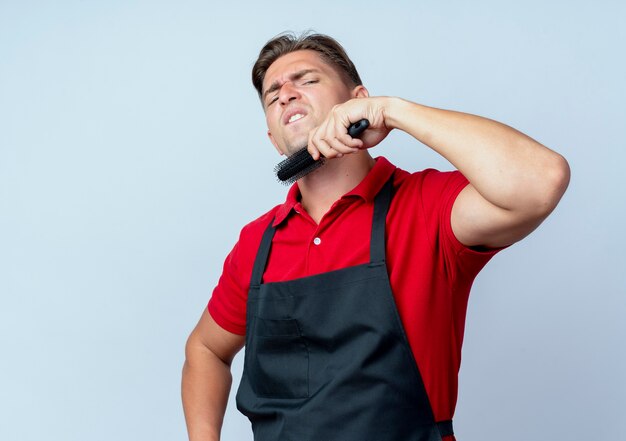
<box><xmin>267</xmin><ymin>130</ymin><xmax>284</xmax><ymax>155</ymax></box>
<box><xmin>352</xmin><ymin>85</ymin><xmax>369</xmax><ymax>99</ymax></box>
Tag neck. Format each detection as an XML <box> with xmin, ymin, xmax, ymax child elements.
<box><xmin>298</xmin><ymin>151</ymin><xmax>375</xmax><ymax>224</ymax></box>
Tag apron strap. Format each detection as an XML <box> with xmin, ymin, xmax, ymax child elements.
<box><xmin>249</xmin><ymin>218</ymin><xmax>276</xmax><ymax>288</ymax></box>
<box><xmin>250</xmin><ymin>175</ymin><xmax>394</xmax><ymax>286</ymax></box>
<box><xmin>370</xmin><ymin>177</ymin><xmax>394</xmax><ymax>264</ymax></box>
<box><xmin>437</xmin><ymin>420</ymin><xmax>454</xmax><ymax>437</ymax></box>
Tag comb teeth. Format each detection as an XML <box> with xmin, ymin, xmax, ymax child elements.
<box><xmin>274</xmin><ymin>148</ymin><xmax>324</xmax><ymax>185</ymax></box>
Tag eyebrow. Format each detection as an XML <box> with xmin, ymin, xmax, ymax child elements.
<box><xmin>263</xmin><ymin>69</ymin><xmax>319</xmax><ymax>101</ymax></box>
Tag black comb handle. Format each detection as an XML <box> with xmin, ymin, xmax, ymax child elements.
<box><xmin>347</xmin><ymin>118</ymin><xmax>369</xmax><ymax>138</ymax></box>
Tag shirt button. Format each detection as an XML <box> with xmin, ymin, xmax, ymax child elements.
<box><xmin>313</xmin><ymin>237</ymin><xmax>322</xmax><ymax>246</ymax></box>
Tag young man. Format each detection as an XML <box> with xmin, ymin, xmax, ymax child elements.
<box><xmin>182</xmin><ymin>33</ymin><xmax>570</xmax><ymax>441</ymax></box>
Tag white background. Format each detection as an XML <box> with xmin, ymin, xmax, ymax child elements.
<box><xmin>1</xmin><ymin>1</ymin><xmax>624</xmax><ymax>440</ymax></box>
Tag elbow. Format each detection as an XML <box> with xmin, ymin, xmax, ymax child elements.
<box><xmin>555</xmin><ymin>153</ymin><xmax>571</xmax><ymax>194</ymax></box>
<box><xmin>184</xmin><ymin>329</ymin><xmax>206</xmax><ymax>364</ymax></box>
<box><xmin>534</xmin><ymin>153</ymin><xmax>571</xmax><ymax>217</ymax></box>
<box><xmin>184</xmin><ymin>332</ymin><xmax>196</xmax><ymax>364</ymax></box>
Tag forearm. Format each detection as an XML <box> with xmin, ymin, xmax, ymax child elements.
<box><xmin>384</xmin><ymin>97</ymin><xmax>569</xmax><ymax>214</ymax></box>
<box><xmin>182</xmin><ymin>344</ymin><xmax>233</xmax><ymax>441</ymax></box>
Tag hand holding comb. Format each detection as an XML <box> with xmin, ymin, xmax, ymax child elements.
<box><xmin>274</xmin><ymin>119</ymin><xmax>370</xmax><ymax>185</ymax></box>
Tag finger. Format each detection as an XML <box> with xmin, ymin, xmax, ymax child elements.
<box><xmin>333</xmin><ymin>119</ymin><xmax>363</xmax><ymax>149</ymax></box>
<box><xmin>308</xmin><ymin>127</ymin><xmax>338</xmax><ymax>160</ymax></box>
<box><xmin>308</xmin><ymin>116</ymin><xmax>334</xmax><ymax>160</ymax></box>
<box><xmin>316</xmin><ymin>116</ymin><xmax>358</xmax><ymax>154</ymax></box>
<box><xmin>307</xmin><ymin>129</ymin><xmax>323</xmax><ymax>161</ymax></box>
<box><xmin>325</xmin><ymin>135</ymin><xmax>359</xmax><ymax>155</ymax></box>
<box><xmin>312</xmin><ymin>138</ymin><xmax>340</xmax><ymax>160</ymax></box>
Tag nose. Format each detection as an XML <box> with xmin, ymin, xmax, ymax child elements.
<box><xmin>278</xmin><ymin>81</ymin><xmax>301</xmax><ymax>105</ymax></box>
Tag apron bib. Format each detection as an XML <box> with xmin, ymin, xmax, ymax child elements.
<box><xmin>236</xmin><ymin>179</ymin><xmax>453</xmax><ymax>441</ymax></box>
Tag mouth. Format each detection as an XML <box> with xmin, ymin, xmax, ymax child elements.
<box><xmin>288</xmin><ymin>113</ymin><xmax>305</xmax><ymax>124</ymax></box>
<box><xmin>283</xmin><ymin>109</ymin><xmax>308</xmax><ymax>126</ymax></box>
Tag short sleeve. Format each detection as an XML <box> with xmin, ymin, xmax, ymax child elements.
<box><xmin>207</xmin><ymin>209</ymin><xmax>279</xmax><ymax>335</ymax></box>
<box><xmin>207</xmin><ymin>240</ymin><xmax>249</xmax><ymax>335</ymax></box>
<box><xmin>419</xmin><ymin>169</ymin><xmax>500</xmax><ymax>283</ymax></box>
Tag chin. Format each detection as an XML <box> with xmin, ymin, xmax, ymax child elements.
<box><xmin>284</xmin><ymin>139</ymin><xmax>308</xmax><ymax>156</ymax></box>
<box><xmin>283</xmin><ymin>145</ymin><xmax>305</xmax><ymax>157</ymax></box>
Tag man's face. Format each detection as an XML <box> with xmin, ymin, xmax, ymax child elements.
<box><xmin>262</xmin><ymin>50</ymin><xmax>359</xmax><ymax>156</ymax></box>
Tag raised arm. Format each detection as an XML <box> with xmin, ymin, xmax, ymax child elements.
<box><xmin>182</xmin><ymin>309</ymin><xmax>245</xmax><ymax>441</ymax></box>
<box><xmin>307</xmin><ymin>95</ymin><xmax>570</xmax><ymax>248</ymax></box>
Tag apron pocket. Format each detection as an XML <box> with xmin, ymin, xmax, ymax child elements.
<box><xmin>249</xmin><ymin>317</ymin><xmax>309</xmax><ymax>399</ymax></box>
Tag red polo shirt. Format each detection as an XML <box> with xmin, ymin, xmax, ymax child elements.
<box><xmin>209</xmin><ymin>156</ymin><xmax>499</xmax><ymax>437</ymax></box>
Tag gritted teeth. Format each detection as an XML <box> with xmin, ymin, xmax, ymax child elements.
<box><xmin>288</xmin><ymin>113</ymin><xmax>305</xmax><ymax>124</ymax></box>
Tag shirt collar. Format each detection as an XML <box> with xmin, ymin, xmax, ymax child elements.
<box><xmin>272</xmin><ymin>156</ymin><xmax>396</xmax><ymax>227</ymax></box>
<box><xmin>273</xmin><ymin>182</ymin><xmax>300</xmax><ymax>226</ymax></box>
<box><xmin>343</xmin><ymin>156</ymin><xmax>395</xmax><ymax>203</ymax></box>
